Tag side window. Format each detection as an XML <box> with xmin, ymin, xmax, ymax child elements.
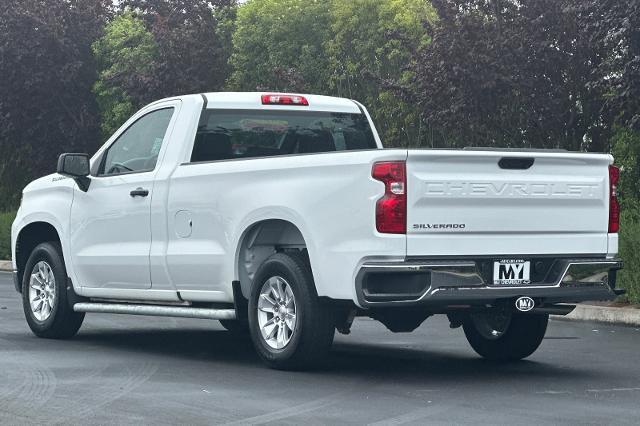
<box><xmin>99</xmin><ymin>108</ymin><xmax>174</xmax><ymax>176</ymax></box>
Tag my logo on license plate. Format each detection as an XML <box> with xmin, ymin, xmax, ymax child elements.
<box><xmin>493</xmin><ymin>259</ymin><xmax>531</xmax><ymax>285</ymax></box>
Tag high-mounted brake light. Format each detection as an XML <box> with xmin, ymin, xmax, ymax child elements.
<box><xmin>372</xmin><ymin>161</ymin><xmax>406</xmax><ymax>234</ymax></box>
<box><xmin>261</xmin><ymin>94</ymin><xmax>309</xmax><ymax>106</ymax></box>
<box><xmin>608</xmin><ymin>165</ymin><xmax>620</xmax><ymax>233</ymax></box>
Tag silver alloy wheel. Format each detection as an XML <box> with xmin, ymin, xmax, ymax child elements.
<box><xmin>257</xmin><ymin>276</ymin><xmax>297</xmax><ymax>349</ymax></box>
<box><xmin>28</xmin><ymin>261</ymin><xmax>56</xmax><ymax>322</ymax></box>
<box><xmin>471</xmin><ymin>310</ymin><xmax>512</xmax><ymax>340</ymax></box>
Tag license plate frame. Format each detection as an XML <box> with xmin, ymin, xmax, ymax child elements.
<box><xmin>492</xmin><ymin>259</ymin><xmax>531</xmax><ymax>285</ymax></box>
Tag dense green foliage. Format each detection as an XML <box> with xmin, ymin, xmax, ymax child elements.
<box><xmin>229</xmin><ymin>0</ymin><xmax>434</xmax><ymax>147</ymax></box>
<box><xmin>0</xmin><ymin>0</ymin><xmax>638</xmax><ymax>302</ymax></box>
<box><xmin>579</xmin><ymin>1</ymin><xmax>640</xmax><ymax>132</ymax></box>
<box><xmin>229</xmin><ymin>0</ymin><xmax>332</xmax><ymax>93</ymax></box>
<box><xmin>0</xmin><ymin>0</ymin><xmax>109</xmax><ymax>211</ymax></box>
<box><xmin>619</xmin><ymin>212</ymin><xmax>640</xmax><ymax>304</ymax></box>
<box><xmin>611</xmin><ymin>128</ymin><xmax>640</xmax><ymax>302</ymax></box>
<box><xmin>93</xmin><ymin>12</ymin><xmax>158</xmax><ymax>138</ymax></box>
<box><xmin>402</xmin><ymin>0</ymin><xmax>609</xmax><ymax>150</ymax></box>
<box><xmin>612</xmin><ymin>128</ymin><xmax>640</xmax><ymax>211</ymax></box>
<box><xmin>327</xmin><ymin>0</ymin><xmax>436</xmax><ymax>147</ymax></box>
<box><xmin>0</xmin><ymin>211</ymin><xmax>16</xmax><ymax>260</ymax></box>
<box><xmin>92</xmin><ymin>0</ymin><xmax>235</xmax><ymax>140</ymax></box>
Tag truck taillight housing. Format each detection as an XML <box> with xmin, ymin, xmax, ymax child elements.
<box><xmin>609</xmin><ymin>165</ymin><xmax>620</xmax><ymax>233</ymax></box>
<box><xmin>261</xmin><ymin>93</ymin><xmax>309</xmax><ymax>106</ymax></box>
<box><xmin>372</xmin><ymin>161</ymin><xmax>406</xmax><ymax>234</ymax></box>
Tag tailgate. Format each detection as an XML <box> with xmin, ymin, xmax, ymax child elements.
<box><xmin>406</xmin><ymin>149</ymin><xmax>612</xmax><ymax>256</ymax></box>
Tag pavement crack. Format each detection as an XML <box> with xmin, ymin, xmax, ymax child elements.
<box><xmin>368</xmin><ymin>407</ymin><xmax>434</xmax><ymax>426</ymax></box>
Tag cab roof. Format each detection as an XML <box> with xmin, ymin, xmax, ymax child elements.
<box><xmin>200</xmin><ymin>92</ymin><xmax>361</xmax><ymax>114</ymax></box>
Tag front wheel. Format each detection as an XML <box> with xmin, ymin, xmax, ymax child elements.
<box><xmin>22</xmin><ymin>242</ymin><xmax>85</xmax><ymax>339</ymax></box>
<box><xmin>248</xmin><ymin>252</ymin><xmax>335</xmax><ymax>370</ymax></box>
<box><xmin>463</xmin><ymin>310</ymin><xmax>548</xmax><ymax>362</ymax></box>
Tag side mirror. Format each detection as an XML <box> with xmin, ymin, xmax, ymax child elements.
<box><xmin>57</xmin><ymin>153</ymin><xmax>90</xmax><ymax>177</ymax></box>
<box><xmin>57</xmin><ymin>153</ymin><xmax>91</xmax><ymax>191</ymax></box>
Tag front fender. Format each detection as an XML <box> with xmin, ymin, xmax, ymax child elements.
<box><xmin>12</xmin><ymin>177</ymin><xmax>75</xmax><ymax>284</ymax></box>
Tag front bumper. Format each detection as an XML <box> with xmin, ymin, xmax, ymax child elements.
<box><xmin>355</xmin><ymin>257</ymin><xmax>623</xmax><ymax>308</ymax></box>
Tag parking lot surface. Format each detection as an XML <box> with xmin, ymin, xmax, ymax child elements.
<box><xmin>1</xmin><ymin>271</ymin><xmax>639</xmax><ymax>425</ymax></box>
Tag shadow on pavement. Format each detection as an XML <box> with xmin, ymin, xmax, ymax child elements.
<box><xmin>62</xmin><ymin>327</ymin><xmax>596</xmax><ymax>384</ymax></box>
<box><xmin>328</xmin><ymin>341</ymin><xmax>591</xmax><ymax>384</ymax></box>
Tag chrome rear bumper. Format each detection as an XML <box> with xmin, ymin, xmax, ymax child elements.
<box><xmin>355</xmin><ymin>258</ymin><xmax>623</xmax><ymax>307</ymax></box>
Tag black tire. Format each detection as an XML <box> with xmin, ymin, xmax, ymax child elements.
<box><xmin>248</xmin><ymin>252</ymin><xmax>335</xmax><ymax>370</ymax></box>
<box><xmin>463</xmin><ymin>312</ymin><xmax>548</xmax><ymax>362</ymax></box>
<box><xmin>219</xmin><ymin>319</ymin><xmax>249</xmax><ymax>334</ymax></box>
<box><xmin>22</xmin><ymin>242</ymin><xmax>85</xmax><ymax>339</ymax></box>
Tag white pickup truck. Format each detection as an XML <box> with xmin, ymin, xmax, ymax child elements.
<box><xmin>11</xmin><ymin>92</ymin><xmax>623</xmax><ymax>369</ymax></box>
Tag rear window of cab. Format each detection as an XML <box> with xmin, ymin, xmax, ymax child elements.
<box><xmin>190</xmin><ymin>110</ymin><xmax>377</xmax><ymax>163</ymax></box>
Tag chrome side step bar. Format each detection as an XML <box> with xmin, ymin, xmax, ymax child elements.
<box><xmin>73</xmin><ymin>302</ymin><xmax>236</xmax><ymax>320</ymax></box>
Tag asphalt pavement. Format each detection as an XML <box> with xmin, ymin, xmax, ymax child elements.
<box><xmin>1</xmin><ymin>271</ymin><xmax>639</xmax><ymax>425</ymax></box>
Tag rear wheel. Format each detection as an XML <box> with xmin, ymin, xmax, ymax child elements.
<box><xmin>248</xmin><ymin>252</ymin><xmax>334</xmax><ymax>370</ymax></box>
<box><xmin>22</xmin><ymin>242</ymin><xmax>85</xmax><ymax>339</ymax></box>
<box><xmin>463</xmin><ymin>310</ymin><xmax>548</xmax><ymax>362</ymax></box>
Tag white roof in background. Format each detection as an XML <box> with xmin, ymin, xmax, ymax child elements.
<box><xmin>202</xmin><ymin>92</ymin><xmax>361</xmax><ymax>114</ymax></box>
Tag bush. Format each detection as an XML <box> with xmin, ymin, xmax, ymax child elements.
<box><xmin>0</xmin><ymin>211</ymin><xmax>16</xmax><ymax>260</ymax></box>
<box><xmin>619</xmin><ymin>210</ymin><xmax>640</xmax><ymax>304</ymax></box>
<box><xmin>610</xmin><ymin>127</ymin><xmax>639</xmax><ymax>304</ymax></box>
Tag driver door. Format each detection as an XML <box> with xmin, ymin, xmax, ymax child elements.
<box><xmin>69</xmin><ymin>106</ymin><xmax>176</xmax><ymax>289</ymax></box>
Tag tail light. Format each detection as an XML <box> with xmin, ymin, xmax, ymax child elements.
<box><xmin>372</xmin><ymin>161</ymin><xmax>406</xmax><ymax>234</ymax></box>
<box><xmin>261</xmin><ymin>94</ymin><xmax>308</xmax><ymax>106</ymax></box>
<box><xmin>608</xmin><ymin>165</ymin><xmax>620</xmax><ymax>233</ymax></box>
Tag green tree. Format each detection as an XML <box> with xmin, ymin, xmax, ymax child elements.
<box><xmin>94</xmin><ymin>1</ymin><xmax>236</xmax><ymax>139</ymax></box>
<box><xmin>93</xmin><ymin>12</ymin><xmax>157</xmax><ymax>138</ymax></box>
<box><xmin>229</xmin><ymin>0</ymin><xmax>435</xmax><ymax>147</ymax></box>
<box><xmin>0</xmin><ymin>0</ymin><xmax>109</xmax><ymax>210</ymax></box>
<box><xmin>610</xmin><ymin>127</ymin><xmax>640</xmax><ymax>303</ymax></box>
<box><xmin>402</xmin><ymin>0</ymin><xmax>610</xmax><ymax>150</ymax></box>
<box><xmin>123</xmin><ymin>0</ymin><xmax>235</xmax><ymax>98</ymax></box>
<box><xmin>611</xmin><ymin>128</ymin><xmax>640</xmax><ymax>211</ymax></box>
<box><xmin>327</xmin><ymin>0</ymin><xmax>436</xmax><ymax>147</ymax></box>
<box><xmin>228</xmin><ymin>0</ymin><xmax>332</xmax><ymax>92</ymax></box>
<box><xmin>579</xmin><ymin>0</ymin><xmax>640</xmax><ymax>132</ymax></box>
<box><xmin>579</xmin><ymin>1</ymin><xmax>640</xmax><ymax>302</ymax></box>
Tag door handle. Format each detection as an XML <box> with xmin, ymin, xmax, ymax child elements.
<box><xmin>498</xmin><ymin>157</ymin><xmax>535</xmax><ymax>170</ymax></box>
<box><xmin>130</xmin><ymin>187</ymin><xmax>149</xmax><ymax>197</ymax></box>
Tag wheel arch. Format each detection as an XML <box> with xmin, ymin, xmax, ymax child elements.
<box><xmin>15</xmin><ymin>221</ymin><xmax>63</xmax><ymax>292</ymax></box>
<box><xmin>235</xmin><ymin>218</ymin><xmax>313</xmax><ymax>299</ymax></box>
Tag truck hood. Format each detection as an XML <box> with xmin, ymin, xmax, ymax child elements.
<box><xmin>23</xmin><ymin>173</ymin><xmax>73</xmax><ymax>194</ymax></box>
